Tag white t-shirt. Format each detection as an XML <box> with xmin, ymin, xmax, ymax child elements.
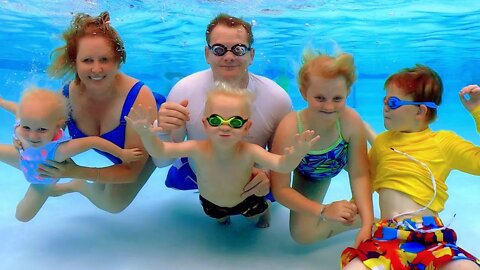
<box><xmin>167</xmin><ymin>69</ymin><xmax>292</xmax><ymax>147</ymax></box>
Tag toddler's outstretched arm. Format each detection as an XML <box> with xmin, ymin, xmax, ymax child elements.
<box><xmin>0</xmin><ymin>96</ymin><xmax>18</xmax><ymax>115</ymax></box>
<box><xmin>251</xmin><ymin>130</ymin><xmax>320</xmax><ymax>173</ymax></box>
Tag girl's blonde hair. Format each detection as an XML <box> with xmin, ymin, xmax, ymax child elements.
<box><xmin>298</xmin><ymin>48</ymin><xmax>356</xmax><ymax>97</ymax></box>
<box><xmin>20</xmin><ymin>87</ymin><xmax>69</xmax><ymax>124</ymax></box>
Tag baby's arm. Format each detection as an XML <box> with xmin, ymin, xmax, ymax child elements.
<box><xmin>249</xmin><ymin>130</ymin><xmax>319</xmax><ymax>173</ymax></box>
<box><xmin>0</xmin><ymin>96</ymin><xmax>18</xmax><ymax>115</ymax></box>
<box><xmin>55</xmin><ymin>137</ymin><xmax>143</xmax><ymax>163</ymax></box>
<box><xmin>0</xmin><ymin>144</ymin><xmax>21</xmax><ymax>168</ymax></box>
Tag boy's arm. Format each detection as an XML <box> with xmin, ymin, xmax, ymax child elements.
<box><xmin>0</xmin><ymin>96</ymin><xmax>18</xmax><ymax>115</ymax></box>
<box><xmin>250</xmin><ymin>130</ymin><xmax>319</xmax><ymax>173</ymax></box>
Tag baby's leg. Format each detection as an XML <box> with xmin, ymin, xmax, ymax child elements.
<box><xmin>16</xmin><ymin>184</ymin><xmax>54</xmax><ymax>222</ymax></box>
<box><xmin>289</xmin><ymin>170</ymin><xmax>360</xmax><ymax>244</ymax></box>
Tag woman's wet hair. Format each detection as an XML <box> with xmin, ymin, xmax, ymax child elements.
<box><xmin>48</xmin><ymin>11</ymin><xmax>126</xmax><ymax>83</ymax></box>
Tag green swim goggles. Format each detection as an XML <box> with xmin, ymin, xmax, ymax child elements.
<box><xmin>206</xmin><ymin>114</ymin><xmax>249</xmax><ymax>129</ymax></box>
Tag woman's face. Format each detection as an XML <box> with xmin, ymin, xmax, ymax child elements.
<box><xmin>75</xmin><ymin>36</ymin><xmax>119</xmax><ymax>90</ymax></box>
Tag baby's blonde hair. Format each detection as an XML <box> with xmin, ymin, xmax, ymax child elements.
<box><xmin>205</xmin><ymin>81</ymin><xmax>255</xmax><ymax>116</ymax></box>
<box><xmin>20</xmin><ymin>87</ymin><xmax>69</xmax><ymax>124</ymax></box>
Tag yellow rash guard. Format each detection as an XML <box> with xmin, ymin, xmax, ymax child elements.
<box><xmin>370</xmin><ymin>106</ymin><xmax>480</xmax><ymax>212</ymax></box>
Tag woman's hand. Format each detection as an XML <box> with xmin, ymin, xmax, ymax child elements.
<box><xmin>38</xmin><ymin>158</ymin><xmax>78</xmax><ymax>178</ymax></box>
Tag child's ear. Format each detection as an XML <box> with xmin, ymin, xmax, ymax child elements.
<box><xmin>202</xmin><ymin>117</ymin><xmax>208</xmax><ymax>129</ymax></box>
<box><xmin>416</xmin><ymin>105</ymin><xmax>428</xmax><ymax>118</ymax></box>
<box><xmin>243</xmin><ymin>119</ymin><xmax>253</xmax><ymax>133</ymax></box>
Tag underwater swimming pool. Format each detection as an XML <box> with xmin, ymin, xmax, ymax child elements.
<box><xmin>0</xmin><ymin>1</ymin><xmax>479</xmax><ymax>269</ymax></box>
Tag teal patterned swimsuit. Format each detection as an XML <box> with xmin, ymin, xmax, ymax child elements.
<box><xmin>296</xmin><ymin>111</ymin><xmax>349</xmax><ymax>180</ymax></box>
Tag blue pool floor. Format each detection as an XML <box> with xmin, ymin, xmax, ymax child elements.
<box><xmin>0</xmin><ymin>149</ymin><xmax>478</xmax><ymax>269</ymax></box>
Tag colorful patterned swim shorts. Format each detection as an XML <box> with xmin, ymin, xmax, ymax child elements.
<box><xmin>340</xmin><ymin>216</ymin><xmax>480</xmax><ymax>269</ymax></box>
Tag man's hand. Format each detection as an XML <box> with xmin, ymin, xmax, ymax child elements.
<box><xmin>241</xmin><ymin>168</ymin><xmax>270</xmax><ymax>199</ymax></box>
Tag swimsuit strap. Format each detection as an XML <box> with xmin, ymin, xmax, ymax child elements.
<box><xmin>296</xmin><ymin>111</ymin><xmax>304</xmax><ymax>133</ymax></box>
<box><xmin>119</xmin><ymin>81</ymin><xmax>144</xmax><ymax>125</ymax></box>
<box><xmin>297</xmin><ymin>110</ymin><xmax>344</xmax><ymax>145</ymax></box>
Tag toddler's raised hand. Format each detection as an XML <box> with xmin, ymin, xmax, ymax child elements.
<box><xmin>125</xmin><ymin>104</ymin><xmax>157</xmax><ymax>136</ymax></box>
<box><xmin>284</xmin><ymin>130</ymin><xmax>320</xmax><ymax>156</ymax></box>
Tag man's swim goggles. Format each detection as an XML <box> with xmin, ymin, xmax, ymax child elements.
<box><xmin>206</xmin><ymin>114</ymin><xmax>248</xmax><ymax>129</ymax></box>
<box><xmin>385</xmin><ymin>96</ymin><xmax>438</xmax><ymax>110</ymax></box>
<box><xmin>208</xmin><ymin>43</ymin><xmax>251</xmax><ymax>57</ymax></box>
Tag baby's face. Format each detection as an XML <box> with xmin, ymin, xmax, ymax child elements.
<box><xmin>203</xmin><ymin>94</ymin><xmax>251</xmax><ymax>144</ymax></box>
<box><xmin>17</xmin><ymin>102</ymin><xmax>60</xmax><ymax>148</ymax></box>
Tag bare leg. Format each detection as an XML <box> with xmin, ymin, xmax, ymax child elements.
<box><xmin>217</xmin><ymin>216</ymin><xmax>231</xmax><ymax>225</ymax></box>
<box><xmin>289</xmin><ymin>170</ymin><xmax>361</xmax><ymax>244</ymax></box>
<box><xmin>342</xmin><ymin>258</ymin><xmax>368</xmax><ymax>270</ymax></box>
<box><xmin>16</xmin><ymin>184</ymin><xmax>54</xmax><ymax>222</ymax></box>
<box><xmin>53</xmin><ymin>158</ymin><xmax>157</xmax><ymax>213</ymax></box>
<box><xmin>439</xmin><ymin>260</ymin><xmax>480</xmax><ymax>270</ymax></box>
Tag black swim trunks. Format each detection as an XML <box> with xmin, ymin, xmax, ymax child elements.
<box><xmin>199</xmin><ymin>195</ymin><xmax>268</xmax><ymax>219</ymax></box>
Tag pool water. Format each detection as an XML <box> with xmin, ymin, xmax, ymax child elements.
<box><xmin>0</xmin><ymin>1</ymin><xmax>479</xmax><ymax>269</ymax></box>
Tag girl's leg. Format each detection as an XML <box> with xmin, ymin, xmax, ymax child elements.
<box><xmin>289</xmin><ymin>170</ymin><xmax>361</xmax><ymax>244</ymax></box>
<box><xmin>16</xmin><ymin>184</ymin><xmax>54</xmax><ymax>222</ymax></box>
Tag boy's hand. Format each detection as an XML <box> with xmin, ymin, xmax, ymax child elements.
<box><xmin>125</xmin><ymin>104</ymin><xmax>163</xmax><ymax>136</ymax></box>
<box><xmin>284</xmin><ymin>130</ymin><xmax>320</xmax><ymax>156</ymax></box>
<box><xmin>459</xmin><ymin>84</ymin><xmax>480</xmax><ymax>112</ymax></box>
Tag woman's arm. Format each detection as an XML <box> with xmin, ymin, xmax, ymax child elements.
<box><xmin>54</xmin><ymin>136</ymin><xmax>143</xmax><ymax>163</ymax></box>
<box><xmin>39</xmin><ymin>83</ymin><xmax>158</xmax><ymax>183</ymax></box>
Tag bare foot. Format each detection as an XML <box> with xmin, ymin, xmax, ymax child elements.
<box><xmin>256</xmin><ymin>210</ymin><xmax>270</xmax><ymax>228</ymax></box>
<box><xmin>217</xmin><ymin>216</ymin><xmax>231</xmax><ymax>226</ymax></box>
<box><xmin>50</xmin><ymin>179</ymin><xmax>86</xmax><ymax>197</ymax></box>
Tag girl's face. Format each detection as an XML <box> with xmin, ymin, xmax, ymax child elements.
<box><xmin>203</xmin><ymin>94</ymin><xmax>251</xmax><ymax>145</ymax></box>
<box><xmin>75</xmin><ymin>36</ymin><xmax>119</xmax><ymax>91</ymax></box>
<box><xmin>304</xmin><ymin>75</ymin><xmax>348</xmax><ymax>121</ymax></box>
<box><xmin>17</xmin><ymin>101</ymin><xmax>60</xmax><ymax>148</ymax></box>
<box><xmin>383</xmin><ymin>84</ymin><xmax>420</xmax><ymax>132</ymax></box>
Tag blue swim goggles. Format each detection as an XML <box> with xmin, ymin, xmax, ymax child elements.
<box><xmin>385</xmin><ymin>96</ymin><xmax>438</xmax><ymax>110</ymax></box>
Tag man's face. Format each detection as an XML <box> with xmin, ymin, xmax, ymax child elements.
<box><xmin>205</xmin><ymin>24</ymin><xmax>254</xmax><ymax>85</ymax></box>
